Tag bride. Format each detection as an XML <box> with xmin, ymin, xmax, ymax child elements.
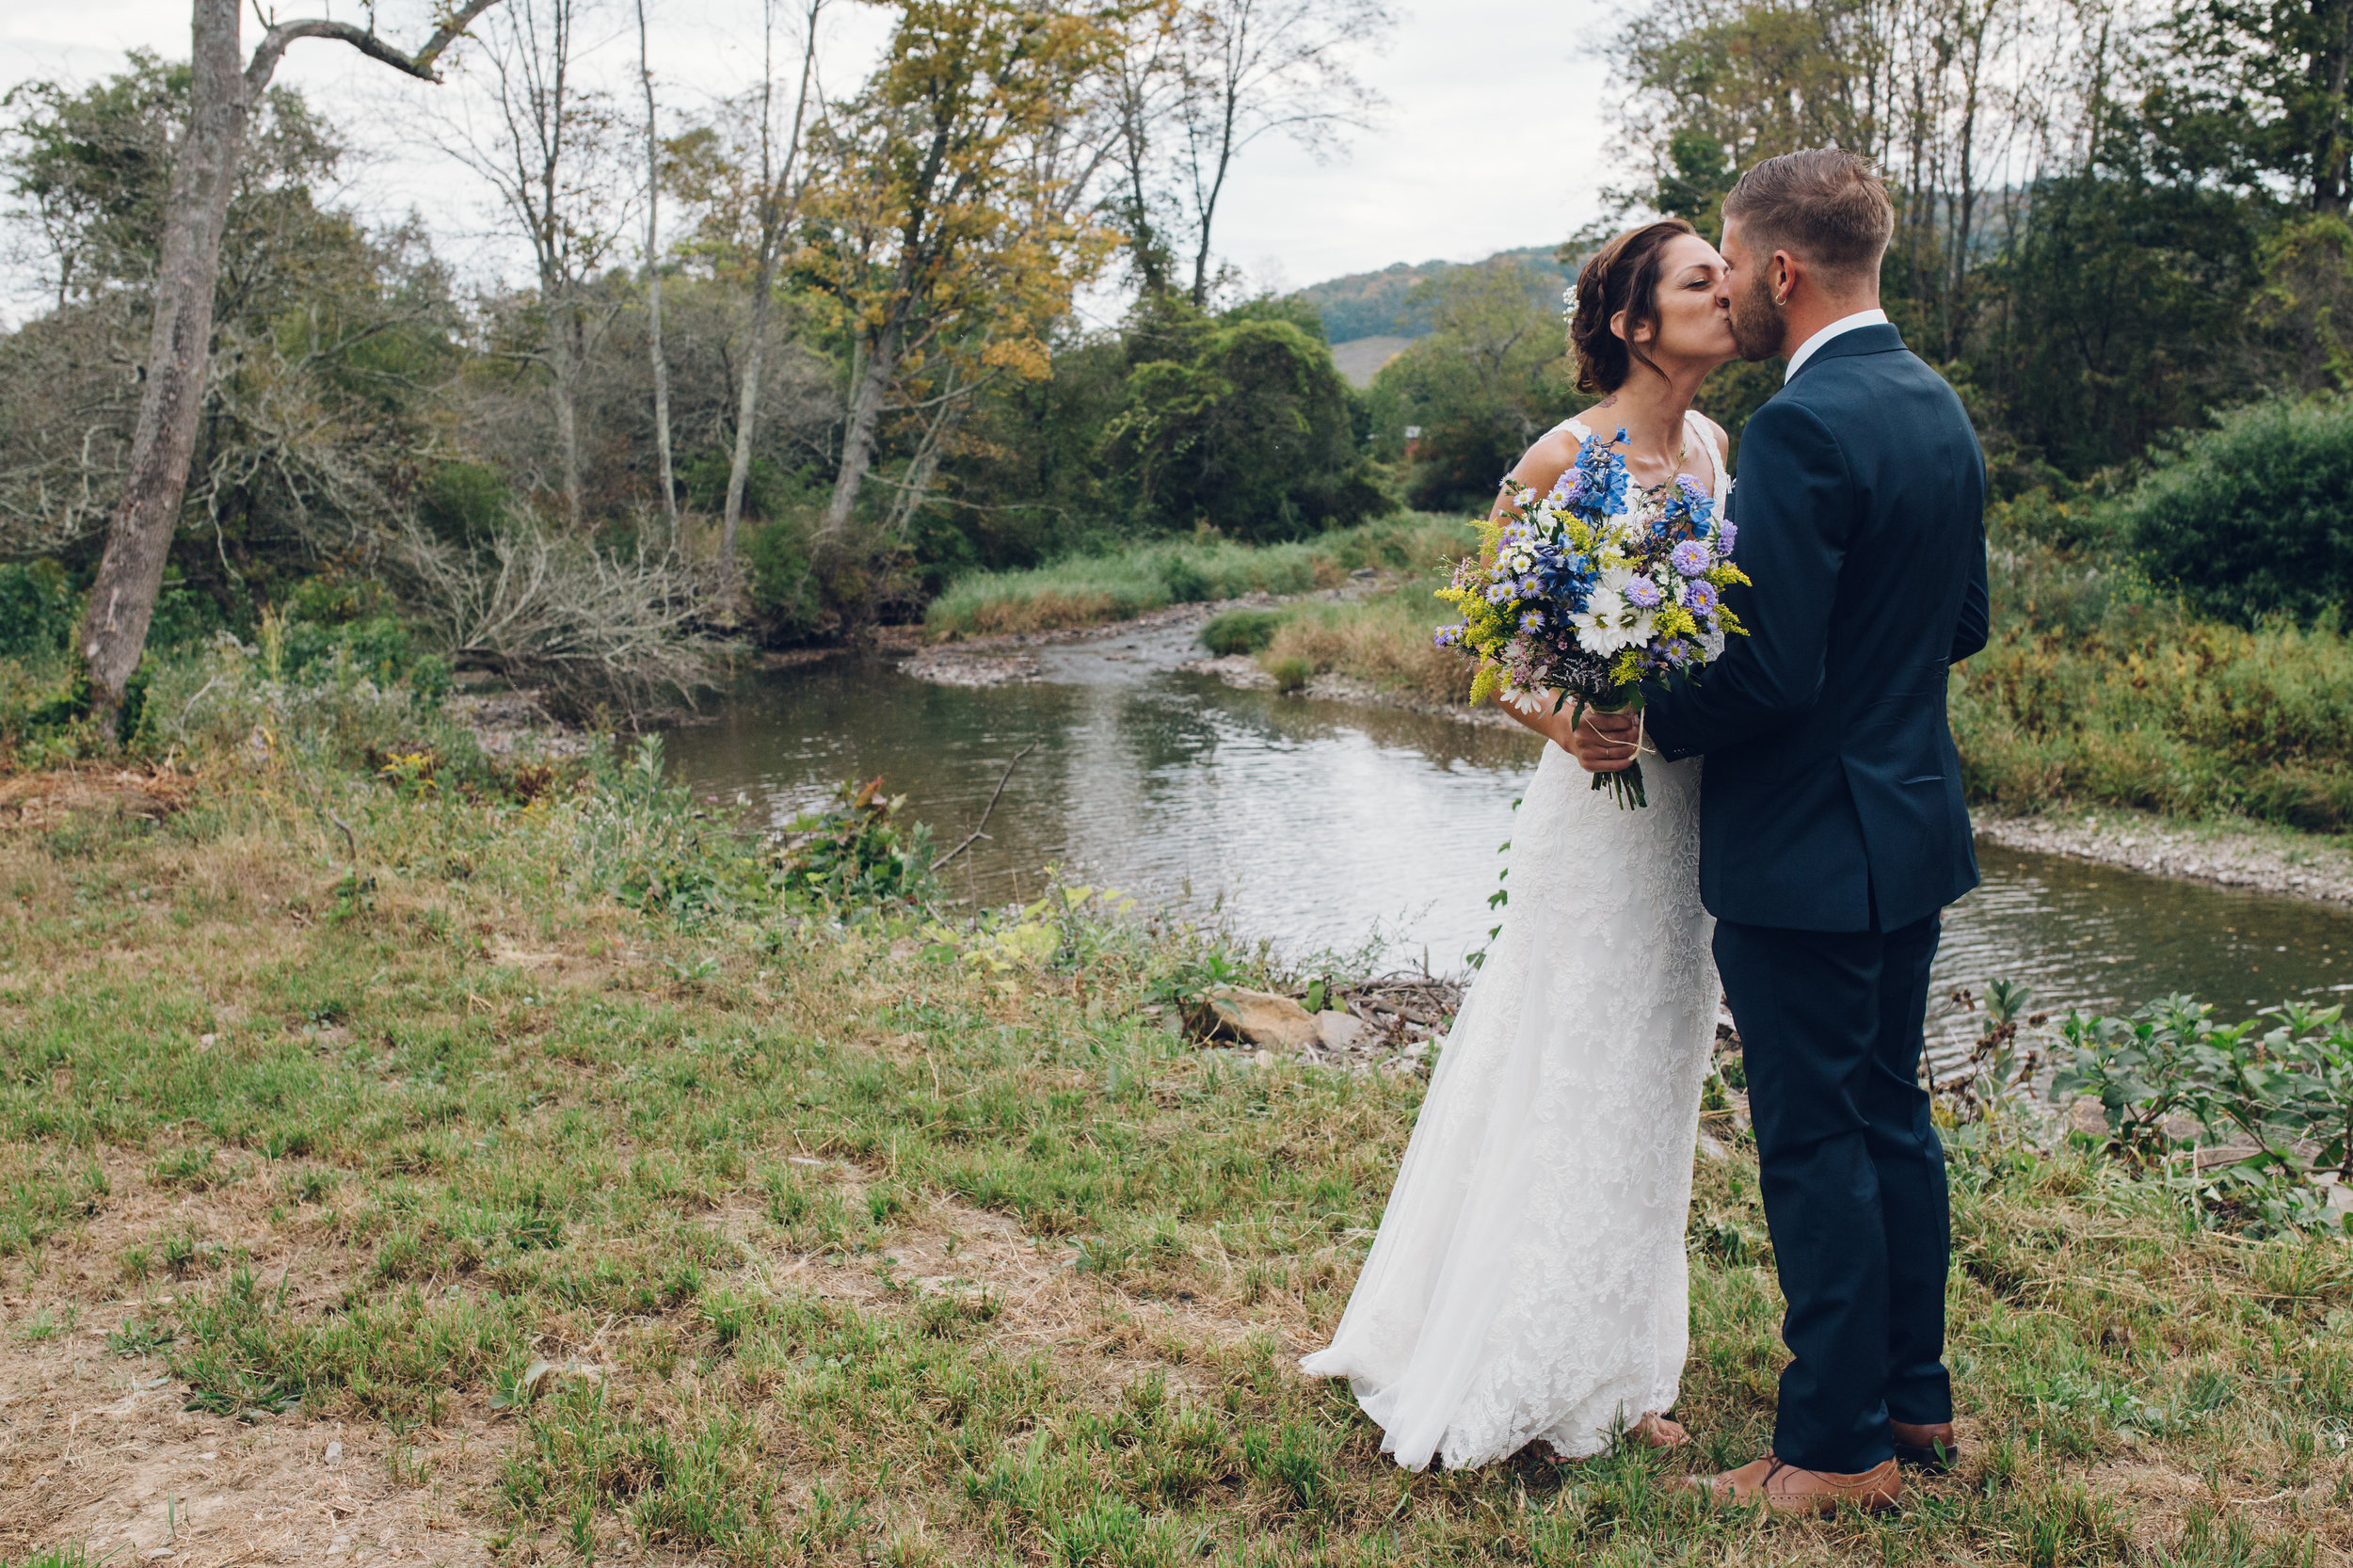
<box><xmin>1300</xmin><ymin>218</ymin><xmax>1740</xmax><ymax>1470</ymax></box>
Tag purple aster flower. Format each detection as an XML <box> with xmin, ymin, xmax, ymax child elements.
<box><xmin>1486</xmin><ymin>583</ymin><xmax>1513</xmax><ymax>604</ymax></box>
<box><xmin>1520</xmin><ymin>610</ymin><xmax>1545</xmax><ymax>632</ymax></box>
<box><xmin>1626</xmin><ymin>578</ymin><xmax>1664</xmax><ymax>609</ymax></box>
<box><xmin>1715</xmin><ymin>521</ymin><xmax>1737</xmax><ymax>556</ymax></box>
<box><xmin>1671</xmin><ymin>539</ymin><xmax>1713</xmax><ymax>578</ymax></box>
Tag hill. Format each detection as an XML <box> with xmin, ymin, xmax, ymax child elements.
<box><xmin>1289</xmin><ymin>243</ymin><xmax>1571</xmax><ymax>344</ymax></box>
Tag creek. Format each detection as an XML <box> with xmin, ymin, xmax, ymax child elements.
<box><xmin>662</xmin><ymin>623</ymin><xmax>2353</xmax><ymax>1055</ymax></box>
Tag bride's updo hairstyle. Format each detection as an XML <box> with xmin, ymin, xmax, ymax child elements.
<box><xmin>1569</xmin><ymin>217</ymin><xmax>1699</xmax><ymax>395</ymax></box>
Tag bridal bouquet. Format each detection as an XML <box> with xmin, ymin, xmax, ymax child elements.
<box><xmin>1433</xmin><ymin>427</ymin><xmax>1749</xmax><ymax>808</ymax></box>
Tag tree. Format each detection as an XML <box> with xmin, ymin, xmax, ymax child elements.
<box><xmin>2152</xmin><ymin>0</ymin><xmax>2351</xmax><ymax>213</ymax></box>
<box><xmin>3</xmin><ymin>61</ymin><xmax>463</xmax><ymax>579</ymax></box>
<box><xmin>666</xmin><ymin>0</ymin><xmax>826</xmax><ymax>575</ymax></box>
<box><xmin>434</xmin><ymin>0</ymin><xmax>629</xmax><ymax>530</ymax></box>
<box><xmin>72</xmin><ymin>0</ymin><xmax>501</xmax><ymax>735</ymax></box>
<box><xmin>1169</xmin><ymin>0</ymin><xmax>1393</xmax><ymax>308</ymax></box>
<box><xmin>800</xmin><ymin>0</ymin><xmax>1120</xmax><ymax>564</ymax></box>
<box><xmin>1101</xmin><ymin>296</ymin><xmax>1387</xmax><ymax>538</ymax></box>
<box><xmin>1361</xmin><ymin>260</ymin><xmax>1576</xmax><ymax>510</ymax></box>
<box><xmin>636</xmin><ymin>0</ymin><xmax>679</xmax><ymax>538</ymax></box>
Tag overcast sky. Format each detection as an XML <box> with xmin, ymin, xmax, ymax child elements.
<box><xmin>1</xmin><ymin>0</ymin><xmax>1622</xmax><ymax>321</ymax></box>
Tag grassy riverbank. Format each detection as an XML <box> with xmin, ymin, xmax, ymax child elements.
<box><xmin>0</xmin><ymin>668</ymin><xmax>2348</xmax><ymax>1563</ymax></box>
<box><xmin>922</xmin><ymin>515</ymin><xmax>1475</xmax><ymax>640</ymax></box>
<box><xmin>1188</xmin><ymin>493</ymin><xmax>2353</xmax><ymax>839</ymax></box>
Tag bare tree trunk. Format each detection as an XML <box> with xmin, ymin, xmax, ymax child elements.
<box><xmin>722</xmin><ymin>0</ymin><xmax>824</xmax><ymax>575</ymax></box>
<box><xmin>821</xmin><ymin>328</ymin><xmax>900</xmax><ymax>542</ymax></box>
<box><xmin>76</xmin><ymin>0</ymin><xmax>499</xmax><ymax>734</ymax></box>
<box><xmin>722</xmin><ymin>261</ymin><xmax>773</xmax><ymax>568</ymax></box>
<box><xmin>637</xmin><ymin>0</ymin><xmax>678</xmax><ymax>537</ymax></box>
<box><xmin>551</xmin><ymin>300</ymin><xmax>586</xmax><ymax>527</ymax></box>
<box><xmin>77</xmin><ymin>0</ymin><xmax>248</xmax><ymax>735</ymax></box>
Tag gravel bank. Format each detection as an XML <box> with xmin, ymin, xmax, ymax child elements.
<box><xmin>1974</xmin><ymin>808</ymin><xmax>2353</xmax><ymax>906</ymax></box>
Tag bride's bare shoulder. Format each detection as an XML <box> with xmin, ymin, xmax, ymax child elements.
<box><xmin>1504</xmin><ymin>418</ymin><xmax>1588</xmax><ymax>496</ymax></box>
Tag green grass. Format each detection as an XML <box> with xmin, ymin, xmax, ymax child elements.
<box><xmin>924</xmin><ymin>515</ymin><xmax>1476</xmax><ymax>639</ymax></box>
<box><xmin>0</xmin><ymin>707</ymin><xmax>2348</xmax><ymax>1562</ymax></box>
<box><xmin>1951</xmin><ymin>491</ymin><xmax>2353</xmax><ymax>831</ymax></box>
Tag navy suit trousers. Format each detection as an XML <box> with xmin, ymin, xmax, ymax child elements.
<box><xmin>1713</xmin><ymin>911</ymin><xmax>1954</xmax><ymax>1473</ymax></box>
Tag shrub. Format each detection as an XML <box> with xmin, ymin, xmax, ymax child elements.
<box><xmin>745</xmin><ymin>517</ymin><xmax>824</xmax><ymax>641</ymax></box>
<box><xmin>417</xmin><ymin>460</ymin><xmax>511</xmax><ymax>551</ymax></box>
<box><xmin>2121</xmin><ymin>393</ymin><xmax>2353</xmax><ymax>626</ymax></box>
<box><xmin>0</xmin><ymin>561</ymin><xmax>75</xmax><ymax>657</ymax></box>
<box><xmin>1198</xmin><ymin>609</ymin><xmax>1287</xmax><ymax>656</ymax></box>
<box><xmin>1100</xmin><ymin>312</ymin><xmax>1392</xmax><ymax>541</ymax></box>
<box><xmin>2054</xmin><ymin>995</ymin><xmax>2353</xmax><ymax>1234</ymax></box>
<box><xmin>775</xmin><ymin>777</ymin><xmax>939</xmax><ymax>906</ymax></box>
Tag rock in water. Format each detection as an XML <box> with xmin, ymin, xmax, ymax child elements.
<box><xmin>1315</xmin><ymin>1010</ymin><xmax>1366</xmax><ymax>1052</ymax></box>
<box><xmin>1204</xmin><ymin>988</ymin><xmax>1321</xmax><ymax>1050</ymax></box>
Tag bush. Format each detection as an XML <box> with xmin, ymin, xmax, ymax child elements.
<box><xmin>744</xmin><ymin>517</ymin><xmax>824</xmax><ymax>642</ymax></box>
<box><xmin>775</xmin><ymin>777</ymin><xmax>938</xmax><ymax>906</ymax></box>
<box><xmin>1947</xmin><ymin>488</ymin><xmax>2353</xmax><ymax>828</ymax></box>
<box><xmin>1198</xmin><ymin>609</ymin><xmax>1288</xmax><ymax>656</ymax></box>
<box><xmin>1101</xmin><ymin>312</ymin><xmax>1392</xmax><ymax>542</ymax></box>
<box><xmin>0</xmin><ymin>561</ymin><xmax>75</xmax><ymax>657</ymax></box>
<box><xmin>417</xmin><ymin>461</ymin><xmax>511</xmax><ymax>551</ymax></box>
<box><xmin>2121</xmin><ymin>393</ymin><xmax>2353</xmax><ymax>626</ymax></box>
<box><xmin>2054</xmin><ymin>996</ymin><xmax>2353</xmax><ymax>1234</ymax></box>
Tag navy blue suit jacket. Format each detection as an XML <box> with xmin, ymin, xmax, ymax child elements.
<box><xmin>1641</xmin><ymin>324</ymin><xmax>1990</xmax><ymax>933</ymax></box>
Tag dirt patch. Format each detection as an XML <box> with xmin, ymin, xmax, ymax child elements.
<box><xmin>0</xmin><ymin>1151</ymin><xmax>503</xmax><ymax>1566</ymax></box>
<box><xmin>0</xmin><ymin>766</ymin><xmax>200</xmax><ymax>829</ymax></box>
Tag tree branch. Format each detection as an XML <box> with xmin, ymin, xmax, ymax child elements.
<box><xmin>247</xmin><ymin>0</ymin><xmax>505</xmax><ymax>95</ymax></box>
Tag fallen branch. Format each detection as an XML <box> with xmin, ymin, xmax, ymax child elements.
<box><xmin>931</xmin><ymin>744</ymin><xmax>1036</xmax><ymax>872</ymax></box>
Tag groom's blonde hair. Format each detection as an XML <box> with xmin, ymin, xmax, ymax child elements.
<box><xmin>1722</xmin><ymin>149</ymin><xmax>1893</xmax><ymax>292</ymax></box>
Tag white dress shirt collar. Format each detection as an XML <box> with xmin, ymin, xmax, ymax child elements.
<box><xmin>1784</xmin><ymin>308</ymin><xmax>1890</xmax><ymax>382</ymax></box>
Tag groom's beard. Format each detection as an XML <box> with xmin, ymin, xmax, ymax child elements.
<box><xmin>1727</xmin><ymin>269</ymin><xmax>1785</xmax><ymax>363</ymax></box>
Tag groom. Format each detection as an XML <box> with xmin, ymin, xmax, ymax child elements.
<box><xmin>1570</xmin><ymin>150</ymin><xmax>1990</xmax><ymax>1513</ymax></box>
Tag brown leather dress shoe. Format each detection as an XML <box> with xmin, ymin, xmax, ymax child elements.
<box><xmin>1890</xmin><ymin>1420</ymin><xmax>1959</xmax><ymax>1473</ymax></box>
<box><xmin>1680</xmin><ymin>1454</ymin><xmax>1901</xmax><ymax>1515</ymax></box>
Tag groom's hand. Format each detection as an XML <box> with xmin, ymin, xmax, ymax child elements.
<box><xmin>1561</xmin><ymin>709</ymin><xmax>1641</xmax><ymax>773</ymax></box>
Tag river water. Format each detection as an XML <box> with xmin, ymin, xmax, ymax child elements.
<box><xmin>663</xmin><ymin>626</ymin><xmax>2353</xmax><ymax>1051</ymax></box>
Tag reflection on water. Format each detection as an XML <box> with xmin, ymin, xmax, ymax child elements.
<box><xmin>663</xmin><ymin>649</ymin><xmax>2353</xmax><ymax>1032</ymax></box>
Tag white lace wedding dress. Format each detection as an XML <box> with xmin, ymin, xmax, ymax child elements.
<box><xmin>1300</xmin><ymin>410</ymin><xmax>1727</xmax><ymax>1470</ymax></box>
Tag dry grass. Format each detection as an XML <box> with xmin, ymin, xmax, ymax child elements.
<box><xmin>0</xmin><ymin>757</ymin><xmax>2345</xmax><ymax>1565</ymax></box>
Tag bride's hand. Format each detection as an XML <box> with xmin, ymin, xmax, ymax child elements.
<box><xmin>1561</xmin><ymin>709</ymin><xmax>1641</xmax><ymax>773</ymax></box>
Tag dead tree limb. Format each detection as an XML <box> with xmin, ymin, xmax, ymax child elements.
<box><xmin>931</xmin><ymin>743</ymin><xmax>1036</xmax><ymax>872</ymax></box>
